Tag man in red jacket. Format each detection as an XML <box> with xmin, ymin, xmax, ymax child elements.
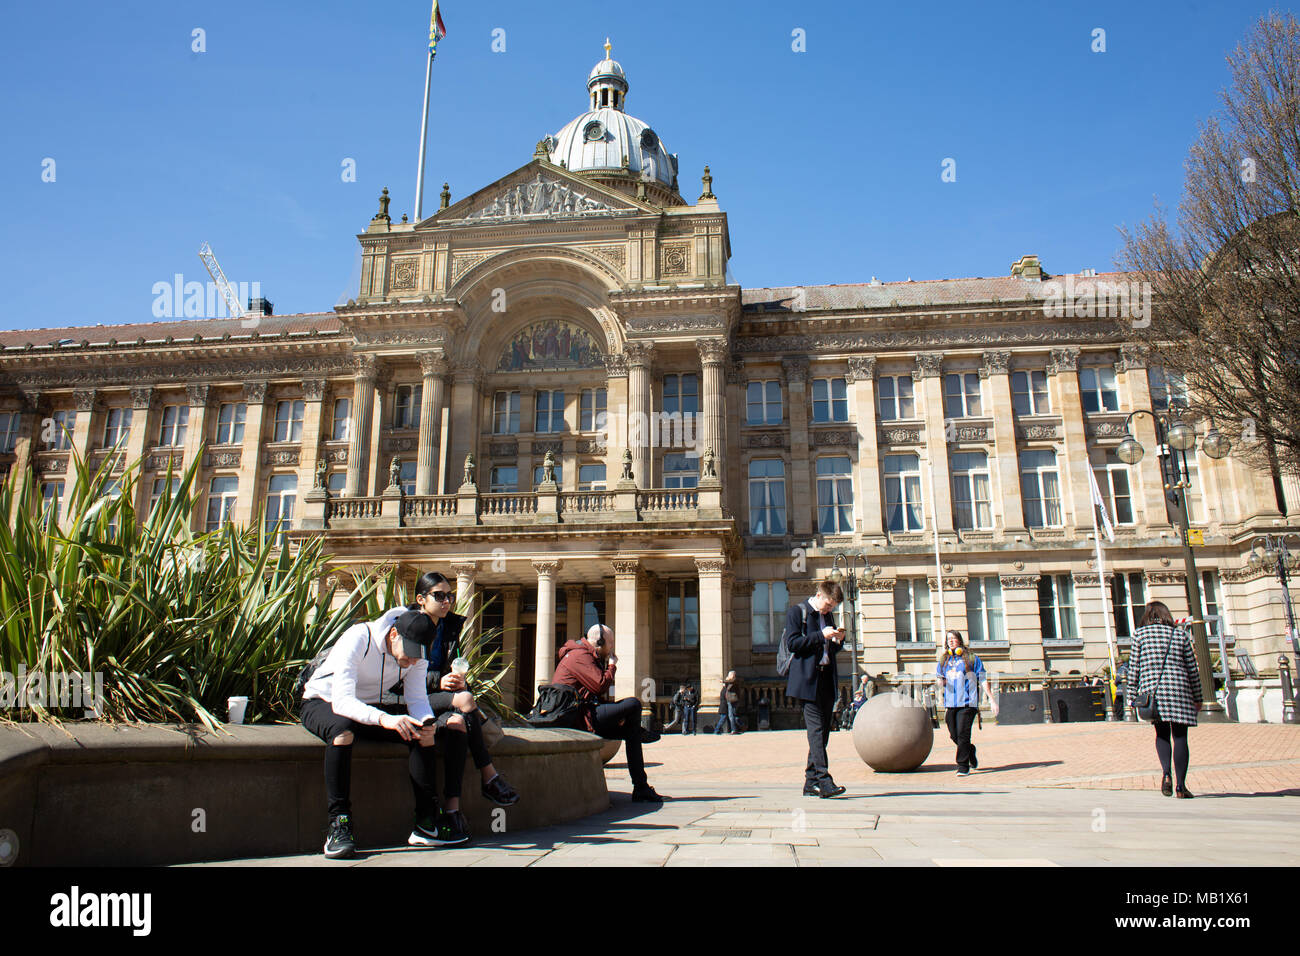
<box><xmin>552</xmin><ymin>624</ymin><xmax>663</xmax><ymax>803</ymax></box>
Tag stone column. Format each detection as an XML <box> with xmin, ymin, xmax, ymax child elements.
<box><xmin>696</xmin><ymin>557</ymin><xmax>728</xmax><ymax>724</ymax></box>
<box><xmin>612</xmin><ymin>560</ymin><xmax>642</xmax><ymax>701</ymax></box>
<box><xmin>982</xmin><ymin>350</ymin><xmax>1026</xmax><ymax>533</ymax></box>
<box><xmin>916</xmin><ymin>352</ymin><xmax>954</xmax><ymax>532</ymax></box>
<box><xmin>452</xmin><ymin>561</ymin><xmax>478</xmax><ymax>636</ymax></box>
<box><xmin>368</xmin><ymin>374</ymin><xmax>393</xmax><ymax>498</ymax></box>
<box><xmin>1048</xmin><ymin>348</ymin><xmax>1094</xmax><ymax>531</ymax></box>
<box><xmin>697</xmin><ymin>338</ymin><xmax>728</xmax><ymax>479</ymax></box>
<box><xmin>565</xmin><ymin>584</ymin><xmax>586</xmax><ymax>644</ymax></box>
<box><xmin>125</xmin><ymin>386</ymin><xmax>158</xmax><ymax>514</ymax></box>
<box><xmin>345</xmin><ymin>355</ymin><xmax>378</xmax><ymax>497</ymax></box>
<box><xmin>624</xmin><ymin>343</ymin><xmax>654</xmax><ymax>488</ymax></box>
<box><xmin>783</xmin><ymin>357</ymin><xmax>812</xmax><ymax>535</ymax></box>
<box><xmin>415</xmin><ymin>352</ymin><xmax>448</xmax><ymax>496</ymax></box>
<box><xmin>182</xmin><ymin>384</ymin><xmax>211</xmax><ymax>530</ymax></box>
<box><xmin>234</xmin><ymin>381</ymin><xmax>268</xmax><ymax>527</ymax></box>
<box><xmin>847</xmin><ymin>356</ymin><xmax>883</xmax><ymax>539</ymax></box>
<box><xmin>1114</xmin><ymin>347</ymin><xmax>1168</xmax><ymax>530</ymax></box>
<box><xmin>298</xmin><ymin>378</ymin><xmax>327</xmax><ymax>505</ymax></box>
<box><xmin>500</xmin><ymin>585</ymin><xmax>522</xmax><ymax>708</ymax></box>
<box><xmin>724</xmin><ymin>357</ymin><xmax>746</xmax><ymax>519</ymax></box>
<box><xmin>603</xmin><ymin>353</ymin><xmax>629</xmax><ymax>488</ymax></box>
<box><xmin>532</xmin><ymin>560</ymin><xmax>561</xmax><ymax>704</ymax></box>
<box><xmin>446</xmin><ymin>363</ymin><xmax>483</xmax><ymax>495</ymax></box>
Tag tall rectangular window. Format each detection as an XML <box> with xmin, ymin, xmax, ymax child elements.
<box><xmin>951</xmin><ymin>451</ymin><xmax>992</xmax><ymax>530</ymax></box>
<box><xmin>149</xmin><ymin>476</ymin><xmax>180</xmax><ymax>516</ymax></box>
<box><xmin>746</xmin><ymin>381</ymin><xmax>783</xmax><ymax>425</ymax></box>
<box><xmin>662</xmin><ymin>374</ymin><xmax>699</xmax><ymax>418</ymax></box>
<box><xmin>265</xmin><ymin>474</ymin><xmax>297</xmax><ymax>545</ymax></box>
<box><xmin>327</xmin><ymin>472</ymin><xmax>347</xmax><ymax>497</ymax></box>
<box><xmin>1177</xmin><ymin>453</ymin><xmax>1204</xmax><ymax>524</ymax></box>
<box><xmin>331</xmin><ymin>398</ymin><xmax>351</xmax><ymax>442</ymax></box>
<box><xmin>666</xmin><ymin>580</ymin><xmax>699</xmax><ymax>648</ymax></box>
<box><xmin>816</xmin><ymin>456</ymin><xmax>854</xmax><ymax>533</ymax></box>
<box><xmin>0</xmin><ymin>412</ymin><xmax>20</xmax><ymax>452</ymax></box>
<box><xmin>48</xmin><ymin>410</ymin><xmax>76</xmax><ymax>450</ymax></box>
<box><xmin>580</xmin><ymin>388</ymin><xmax>607</xmax><ymax>432</ymax></box>
<box><xmin>884</xmin><ymin>453</ymin><xmax>924</xmax><ymax>532</ymax></box>
<box><xmin>1079</xmin><ymin>367</ymin><xmax>1120</xmax><ymax>413</ymax></box>
<box><xmin>1201</xmin><ymin>570</ymin><xmax>1223</xmax><ymax>636</ymax></box>
<box><xmin>751</xmin><ymin>581</ymin><xmax>789</xmax><ymax>649</ymax></box>
<box><xmin>493</xmin><ymin>391</ymin><xmax>520</xmax><ymax>434</ymax></box>
<box><xmin>748</xmin><ymin>458</ymin><xmax>787</xmax><ymax>536</ymax></box>
<box><xmin>394</xmin><ymin>385</ymin><xmax>422</xmax><ymax>429</ymax></box>
<box><xmin>1149</xmin><ymin>367</ymin><xmax>1188</xmax><ymax>412</ymax></box>
<box><xmin>1039</xmin><ymin>574</ymin><xmax>1078</xmax><ymax>641</ymax></box>
<box><xmin>1020</xmin><ymin>449</ymin><xmax>1062</xmax><ymax>528</ymax></box>
<box><xmin>102</xmin><ymin>408</ymin><xmax>133</xmax><ymax>448</ymax></box>
<box><xmin>966</xmin><ymin>576</ymin><xmax>1005</xmax><ymax>642</ymax></box>
<box><xmin>663</xmin><ymin>452</ymin><xmax>699</xmax><ymax>489</ymax></box>
<box><xmin>1011</xmin><ymin>370</ymin><xmax>1051</xmax><ymax>415</ymax></box>
<box><xmin>40</xmin><ymin>481</ymin><xmax>64</xmax><ymax>522</ymax></box>
<box><xmin>215</xmin><ymin>403</ymin><xmax>246</xmax><ymax>445</ymax></box>
<box><xmin>578</xmin><ymin>463</ymin><xmax>606</xmax><ymax>490</ymax></box>
<box><xmin>1094</xmin><ymin>450</ymin><xmax>1134</xmax><ymax>525</ymax></box>
<box><xmin>400</xmin><ymin>460</ymin><xmax>417</xmax><ymax>496</ymax></box>
<box><xmin>534</xmin><ymin>390</ymin><xmax>565</xmax><ymax>433</ymax></box>
<box><xmin>273</xmin><ymin>400</ymin><xmax>305</xmax><ymax>442</ymax></box>
<box><xmin>157</xmin><ymin>405</ymin><xmax>189</xmax><ymax>447</ymax></box>
<box><xmin>205</xmin><ymin>476</ymin><xmax>239</xmax><ymax>531</ymax></box>
<box><xmin>489</xmin><ymin>466</ymin><xmax>518</xmax><ymax>494</ymax></box>
<box><xmin>878</xmin><ymin>375</ymin><xmax>916</xmax><ymax>420</ymax></box>
<box><xmin>944</xmin><ymin>373</ymin><xmax>983</xmax><ymax>418</ymax></box>
<box><xmin>1112</xmin><ymin>571</ymin><xmax>1146</xmax><ymax>639</ymax></box>
<box><xmin>812</xmin><ymin>377</ymin><xmax>848</xmax><ymax>423</ymax></box>
<box><xmin>894</xmin><ymin>579</ymin><xmax>932</xmax><ymax>642</ymax></box>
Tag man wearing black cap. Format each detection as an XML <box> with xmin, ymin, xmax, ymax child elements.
<box><xmin>300</xmin><ymin>606</ymin><xmax>469</xmax><ymax>859</ymax></box>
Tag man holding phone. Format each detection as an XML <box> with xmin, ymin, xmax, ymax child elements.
<box><xmin>782</xmin><ymin>580</ymin><xmax>849</xmax><ymax>798</ymax></box>
<box><xmin>300</xmin><ymin>606</ymin><xmax>469</xmax><ymax>859</ymax></box>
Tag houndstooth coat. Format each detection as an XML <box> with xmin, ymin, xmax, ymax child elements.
<box><xmin>1125</xmin><ymin>623</ymin><xmax>1203</xmax><ymax>726</ymax></box>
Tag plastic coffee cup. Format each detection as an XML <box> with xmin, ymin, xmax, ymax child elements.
<box><xmin>227</xmin><ymin>696</ymin><xmax>249</xmax><ymax>724</ymax></box>
<box><xmin>451</xmin><ymin>657</ymin><xmax>470</xmax><ymax>677</ymax></box>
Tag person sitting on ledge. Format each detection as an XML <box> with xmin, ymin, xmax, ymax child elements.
<box><xmin>551</xmin><ymin>623</ymin><xmax>664</xmax><ymax>803</ymax></box>
<box><xmin>413</xmin><ymin>571</ymin><xmax>521</xmax><ymax>836</ymax></box>
<box><xmin>300</xmin><ymin>606</ymin><xmax>467</xmax><ymax>860</ymax></box>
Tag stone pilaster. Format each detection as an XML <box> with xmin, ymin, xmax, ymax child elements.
<box><xmin>696</xmin><ymin>557</ymin><xmax>728</xmax><ymax>722</ymax></box>
<box><xmin>345</xmin><ymin>355</ymin><xmax>378</xmax><ymax>497</ymax></box>
<box><xmin>447</xmin><ymin>362</ymin><xmax>482</xmax><ymax>497</ymax></box>
<box><xmin>500</xmin><ymin>585</ymin><xmax>522</xmax><ymax>708</ymax></box>
<box><xmin>1047</xmin><ymin>348</ymin><xmax>1092</xmax><ymax>531</ymax></box>
<box><xmin>416</xmin><ymin>352</ymin><xmax>448</xmax><ymax>496</ymax></box>
<box><xmin>234</xmin><ymin>381</ymin><xmax>268</xmax><ymax>527</ymax></box>
<box><xmin>298</xmin><ymin>378</ymin><xmax>328</xmax><ymax>512</ymax></box>
<box><xmin>981</xmin><ymin>350</ymin><xmax>1025</xmax><ymax>533</ymax></box>
<box><xmin>182</xmin><ymin>384</ymin><xmax>211</xmax><ymax>530</ymax></box>
<box><xmin>915</xmin><ymin>352</ymin><xmax>953</xmax><ymax>532</ymax></box>
<box><xmin>125</xmin><ymin>386</ymin><xmax>158</xmax><ymax>515</ymax></box>
<box><xmin>565</xmin><ymin>584</ymin><xmax>586</xmax><ymax>645</ymax></box>
<box><xmin>697</xmin><ymin>338</ymin><xmax>728</xmax><ymax>483</ymax></box>
<box><xmin>612</xmin><ymin>559</ymin><xmax>643</xmax><ymax>702</ymax></box>
<box><xmin>625</xmin><ymin>343</ymin><xmax>654</xmax><ymax>488</ymax></box>
<box><xmin>847</xmin><ymin>356</ymin><xmax>882</xmax><ymax>538</ymax></box>
<box><xmin>782</xmin><ymin>356</ymin><xmax>811</xmax><ymax>535</ymax></box>
<box><xmin>603</xmin><ymin>352</ymin><xmax>629</xmax><ymax>494</ymax></box>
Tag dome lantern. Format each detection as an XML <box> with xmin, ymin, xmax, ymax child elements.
<box><xmin>588</xmin><ymin>38</ymin><xmax>628</xmax><ymax>111</ymax></box>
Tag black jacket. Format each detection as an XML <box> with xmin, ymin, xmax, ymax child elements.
<box><xmin>783</xmin><ymin>599</ymin><xmax>840</xmax><ymax>702</ymax></box>
<box><xmin>422</xmin><ymin>610</ymin><xmax>466</xmax><ymax>690</ymax></box>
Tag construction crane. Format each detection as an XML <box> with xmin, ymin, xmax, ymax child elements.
<box><xmin>197</xmin><ymin>241</ymin><xmax>259</xmax><ymax>328</ymax></box>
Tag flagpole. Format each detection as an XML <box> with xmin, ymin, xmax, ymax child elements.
<box><xmin>414</xmin><ymin>46</ymin><xmax>435</xmax><ymax>222</ymax></box>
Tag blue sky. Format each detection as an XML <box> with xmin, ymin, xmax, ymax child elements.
<box><xmin>0</xmin><ymin>0</ymin><xmax>1279</xmax><ymax>330</ymax></box>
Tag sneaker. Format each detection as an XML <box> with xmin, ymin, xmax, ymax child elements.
<box><xmin>481</xmin><ymin>774</ymin><xmax>520</xmax><ymax>807</ymax></box>
<box><xmin>324</xmin><ymin>815</ymin><xmax>356</xmax><ymax>859</ymax></box>
<box><xmin>408</xmin><ymin>810</ymin><xmax>469</xmax><ymax>847</ymax></box>
<box><xmin>969</xmin><ymin>752</ymin><xmax>978</xmax><ymax>770</ymax></box>
<box><xmin>443</xmin><ymin>809</ymin><xmax>472</xmax><ymax>842</ymax></box>
<box><xmin>631</xmin><ymin>784</ymin><xmax>665</xmax><ymax>803</ymax></box>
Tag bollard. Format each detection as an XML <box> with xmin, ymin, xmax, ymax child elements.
<box><xmin>1281</xmin><ymin>656</ymin><xmax>1297</xmax><ymax>724</ymax></box>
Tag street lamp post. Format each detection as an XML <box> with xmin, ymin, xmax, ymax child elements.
<box><xmin>830</xmin><ymin>553</ymin><xmax>874</xmax><ymax>698</ymax></box>
<box><xmin>1248</xmin><ymin>533</ymin><xmax>1300</xmax><ymax>687</ymax></box>
<box><xmin>1116</xmin><ymin>404</ymin><xmax>1231</xmax><ymax>718</ymax></box>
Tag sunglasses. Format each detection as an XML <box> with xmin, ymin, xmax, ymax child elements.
<box><xmin>426</xmin><ymin>591</ymin><xmax>454</xmax><ymax>603</ymax></box>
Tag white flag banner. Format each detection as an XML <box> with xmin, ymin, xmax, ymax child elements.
<box><xmin>1087</xmin><ymin>466</ymin><xmax>1116</xmax><ymax>543</ymax></box>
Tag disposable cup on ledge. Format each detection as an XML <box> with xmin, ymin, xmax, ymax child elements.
<box><xmin>227</xmin><ymin>696</ymin><xmax>249</xmax><ymax>725</ymax></box>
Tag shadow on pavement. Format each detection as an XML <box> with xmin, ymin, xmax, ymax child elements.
<box><xmin>1198</xmin><ymin>788</ymin><xmax>1300</xmax><ymax>799</ymax></box>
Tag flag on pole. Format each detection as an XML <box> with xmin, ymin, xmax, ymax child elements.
<box><xmin>428</xmin><ymin>1</ymin><xmax>448</xmax><ymax>51</ymax></box>
<box><xmin>1087</xmin><ymin>465</ymin><xmax>1116</xmax><ymax>543</ymax></box>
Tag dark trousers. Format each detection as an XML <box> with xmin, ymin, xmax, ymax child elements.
<box><xmin>714</xmin><ymin>701</ymin><xmax>738</xmax><ymax>733</ymax></box>
<box><xmin>592</xmin><ymin>697</ymin><xmax>647</xmax><ymax>788</ymax></box>
<box><xmin>802</xmin><ymin>684</ymin><xmax>836</xmax><ymax>785</ymax></box>
<box><xmin>1153</xmin><ymin>720</ymin><xmax>1190</xmax><ymax>788</ymax></box>
<box><xmin>682</xmin><ymin>705</ymin><xmax>697</xmax><ymax>734</ymax></box>
<box><xmin>429</xmin><ymin>691</ymin><xmax>493</xmax><ymax>772</ymax></box>
<box><xmin>301</xmin><ymin>697</ymin><xmax>444</xmax><ymax>819</ymax></box>
<box><xmin>945</xmin><ymin>705</ymin><xmax>978</xmax><ymax>770</ymax></box>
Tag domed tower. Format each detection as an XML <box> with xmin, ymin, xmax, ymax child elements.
<box><xmin>547</xmin><ymin>39</ymin><xmax>684</xmax><ymax>206</ymax></box>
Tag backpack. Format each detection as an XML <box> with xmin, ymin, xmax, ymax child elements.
<box><xmin>776</xmin><ymin>603</ymin><xmax>810</xmax><ymax>678</ymax></box>
<box><xmin>526</xmin><ymin>683</ymin><xmax>586</xmax><ymax>729</ymax></box>
<box><xmin>294</xmin><ymin>609</ymin><xmax>400</xmax><ymax>702</ymax></box>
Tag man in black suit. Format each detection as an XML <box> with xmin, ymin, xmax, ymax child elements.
<box><xmin>783</xmin><ymin>579</ymin><xmax>848</xmax><ymax>798</ymax></box>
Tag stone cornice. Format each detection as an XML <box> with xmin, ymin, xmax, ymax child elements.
<box><xmin>2</xmin><ymin>353</ymin><xmax>351</xmax><ymax>390</ymax></box>
<box><xmin>734</xmin><ymin>321</ymin><xmax>1123</xmax><ymax>355</ymax></box>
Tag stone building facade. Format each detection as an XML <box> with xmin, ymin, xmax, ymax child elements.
<box><xmin>1</xmin><ymin>49</ymin><xmax>1296</xmax><ymax>720</ymax></box>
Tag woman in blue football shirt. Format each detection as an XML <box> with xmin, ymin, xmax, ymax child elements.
<box><xmin>936</xmin><ymin>630</ymin><xmax>998</xmax><ymax>775</ymax></box>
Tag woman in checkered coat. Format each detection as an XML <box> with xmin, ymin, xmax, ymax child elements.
<box><xmin>1125</xmin><ymin>601</ymin><xmax>1203</xmax><ymax>798</ymax></box>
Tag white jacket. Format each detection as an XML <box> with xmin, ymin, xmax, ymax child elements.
<box><xmin>302</xmin><ymin>607</ymin><xmax>435</xmax><ymax>727</ymax></box>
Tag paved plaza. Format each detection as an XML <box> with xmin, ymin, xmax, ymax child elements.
<box><xmin>198</xmin><ymin>721</ymin><xmax>1300</xmax><ymax>867</ymax></box>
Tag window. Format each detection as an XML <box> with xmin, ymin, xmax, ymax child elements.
<box><xmin>215</xmin><ymin>403</ymin><xmax>246</xmax><ymax>445</ymax></box>
<box><xmin>1175</xmin><ymin>453</ymin><xmax>1204</xmax><ymax>524</ymax></box>
<box><xmin>663</xmin><ymin>452</ymin><xmax>699</xmax><ymax>489</ymax></box>
<box><xmin>1201</xmin><ymin>570</ymin><xmax>1223</xmax><ymax>636</ymax></box>
<box><xmin>878</xmin><ymin>375</ymin><xmax>916</xmax><ymax>421</ymax></box>
<box><xmin>273</xmin><ymin>400</ymin><xmax>305</xmax><ymax>443</ymax></box>
<box><xmin>102</xmin><ymin>408</ymin><xmax>133</xmax><ymax>448</ymax></box>
<box><xmin>578</xmin><ymin>464</ymin><xmax>606</xmax><ymax>490</ymax></box>
<box><xmin>884</xmin><ymin>454</ymin><xmax>924</xmax><ymax>532</ymax></box>
<box><xmin>944</xmin><ymin>373</ymin><xmax>983</xmax><ymax>418</ymax></box>
<box><xmin>966</xmin><ymin>576</ymin><xmax>1005</xmax><ymax>642</ymax></box>
<box><xmin>666</xmin><ymin>580</ymin><xmax>699</xmax><ymax>648</ymax></box>
<box><xmin>205</xmin><ymin>476</ymin><xmax>239</xmax><ymax>531</ymax></box>
<box><xmin>751</xmin><ymin>581</ymin><xmax>790</xmax><ymax>649</ymax></box>
<box><xmin>48</xmin><ymin>410</ymin><xmax>76</xmax><ymax>450</ymax></box>
<box><xmin>746</xmin><ymin>381</ymin><xmax>782</xmax><ymax>425</ymax></box>
<box><xmin>534</xmin><ymin>390</ymin><xmax>565</xmax><ymax>433</ymax></box>
<box><xmin>1011</xmin><ymin>370</ymin><xmax>1051</xmax><ymax>416</ymax></box>
<box><xmin>489</xmin><ymin>466</ymin><xmax>518</xmax><ymax>494</ymax></box>
<box><xmin>40</xmin><ymin>481</ymin><xmax>64</xmax><ymax>521</ymax></box>
<box><xmin>1111</xmin><ymin>572</ymin><xmax>1146</xmax><ymax>639</ymax></box>
<box><xmin>1079</xmin><ymin>367</ymin><xmax>1119</xmax><ymax>413</ymax></box>
<box><xmin>149</xmin><ymin>476</ymin><xmax>180</xmax><ymax>516</ymax></box>
<box><xmin>1149</xmin><ymin>367</ymin><xmax>1188</xmax><ymax>412</ymax></box>
<box><xmin>816</xmin><ymin>456</ymin><xmax>854</xmax><ymax>533</ymax></box>
<box><xmin>580</xmin><ymin>388</ymin><xmax>607</xmax><ymax>432</ymax></box>
<box><xmin>662</xmin><ymin>374</ymin><xmax>698</xmax><ymax>418</ymax></box>
<box><xmin>1094</xmin><ymin>450</ymin><xmax>1134</xmax><ymax>525</ymax></box>
<box><xmin>951</xmin><ymin>451</ymin><xmax>992</xmax><ymax>530</ymax></box>
<box><xmin>157</xmin><ymin>405</ymin><xmax>189</xmax><ymax>447</ymax></box>
<box><xmin>393</xmin><ymin>385</ymin><xmax>422</xmax><ymax>429</ymax></box>
<box><xmin>894</xmin><ymin>579</ymin><xmax>932</xmax><ymax>642</ymax></box>
<box><xmin>533</xmin><ymin>463</ymin><xmax>563</xmax><ymax>487</ymax></box>
<box><xmin>812</xmin><ymin>377</ymin><xmax>848</xmax><ymax>423</ymax></box>
<box><xmin>748</xmin><ymin>458</ymin><xmax>787</xmax><ymax>536</ymax></box>
<box><xmin>400</xmin><ymin>460</ymin><xmax>416</xmax><ymax>496</ymax></box>
<box><xmin>0</xmin><ymin>412</ymin><xmax>20</xmax><ymax>453</ymax></box>
<box><xmin>1020</xmin><ymin>449</ymin><xmax>1062</xmax><ymax>527</ymax></box>
<box><xmin>100</xmin><ymin>479</ymin><xmax>123</xmax><ymax>537</ymax></box>
<box><xmin>493</xmin><ymin>391</ymin><xmax>520</xmax><ymax>434</ymax></box>
<box><xmin>331</xmin><ymin>398</ymin><xmax>351</xmax><ymax>442</ymax></box>
<box><xmin>265</xmin><ymin>474</ymin><xmax>297</xmax><ymax>545</ymax></box>
<box><xmin>327</xmin><ymin>472</ymin><xmax>347</xmax><ymax>496</ymax></box>
<box><xmin>1039</xmin><ymin>574</ymin><xmax>1078</xmax><ymax>641</ymax></box>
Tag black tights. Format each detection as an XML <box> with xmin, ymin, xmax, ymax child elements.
<box><xmin>1153</xmin><ymin>720</ymin><xmax>1190</xmax><ymax>789</ymax></box>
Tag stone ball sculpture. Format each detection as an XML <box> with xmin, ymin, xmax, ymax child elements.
<box><xmin>852</xmin><ymin>692</ymin><xmax>934</xmax><ymax>772</ymax></box>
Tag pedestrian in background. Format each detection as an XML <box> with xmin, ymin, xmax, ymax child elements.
<box><xmin>714</xmin><ymin>670</ymin><xmax>742</xmax><ymax>734</ymax></box>
<box><xmin>1125</xmin><ymin>601</ymin><xmax>1202</xmax><ymax>798</ymax></box>
<box><xmin>936</xmin><ymin>630</ymin><xmax>997</xmax><ymax>775</ymax></box>
<box><xmin>674</xmin><ymin>682</ymin><xmax>699</xmax><ymax>735</ymax></box>
<box><xmin>784</xmin><ymin>580</ymin><xmax>848</xmax><ymax>797</ymax></box>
